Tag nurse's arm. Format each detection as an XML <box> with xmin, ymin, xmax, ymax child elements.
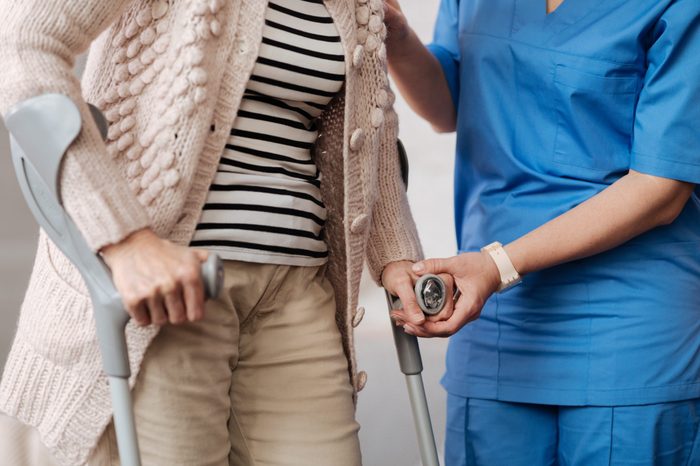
<box><xmin>400</xmin><ymin>170</ymin><xmax>694</xmax><ymax>338</ymax></box>
<box><xmin>384</xmin><ymin>0</ymin><xmax>456</xmax><ymax>133</ymax></box>
<box><xmin>504</xmin><ymin>170</ymin><xmax>694</xmax><ymax>275</ymax></box>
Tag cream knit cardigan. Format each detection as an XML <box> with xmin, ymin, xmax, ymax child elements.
<box><xmin>0</xmin><ymin>0</ymin><xmax>423</xmax><ymax>464</ymax></box>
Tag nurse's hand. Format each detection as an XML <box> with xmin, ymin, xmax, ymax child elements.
<box><xmin>384</xmin><ymin>0</ymin><xmax>409</xmax><ymax>47</ymax></box>
<box><xmin>383</xmin><ymin>0</ymin><xmax>457</xmax><ymax>132</ymax></box>
<box><xmin>400</xmin><ymin>252</ymin><xmax>501</xmax><ymax>338</ymax></box>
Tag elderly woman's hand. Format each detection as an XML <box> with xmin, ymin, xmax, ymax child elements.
<box><xmin>401</xmin><ymin>252</ymin><xmax>501</xmax><ymax>338</ymax></box>
<box><xmin>100</xmin><ymin>229</ymin><xmax>209</xmax><ymax>327</ymax></box>
<box><xmin>381</xmin><ymin>260</ymin><xmax>426</xmax><ymax>326</ymax></box>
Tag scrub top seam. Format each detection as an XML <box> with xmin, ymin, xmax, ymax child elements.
<box><xmin>441</xmin><ymin>375</ymin><xmax>700</xmax><ymax>406</ymax></box>
<box><xmin>460</xmin><ymin>31</ymin><xmax>641</xmax><ymax>67</ymax></box>
<box><xmin>551</xmin><ymin>160</ymin><xmax>628</xmax><ymax>173</ymax></box>
<box><xmin>586</xmin><ymin>315</ymin><xmax>592</xmax><ymax>404</ymax></box>
<box><xmin>608</xmin><ymin>407</ymin><xmax>615</xmax><ymax>465</ymax></box>
<box><xmin>479</xmin><ymin>380</ymin><xmax>700</xmax><ymax>393</ymax></box>
<box><xmin>633</xmin><ymin>150</ymin><xmax>700</xmax><ymax>168</ymax></box>
<box><xmin>538</xmin><ymin>3</ymin><xmax>603</xmax><ymax>46</ymax></box>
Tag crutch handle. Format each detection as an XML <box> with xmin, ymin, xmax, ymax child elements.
<box><xmin>385</xmin><ymin>291</ymin><xmax>424</xmax><ymax>375</ymax></box>
<box><xmin>201</xmin><ymin>253</ymin><xmax>224</xmax><ymax>299</ymax></box>
<box><xmin>414</xmin><ymin>274</ymin><xmax>447</xmax><ymax>316</ymax></box>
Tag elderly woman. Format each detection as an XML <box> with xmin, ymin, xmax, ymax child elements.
<box><xmin>386</xmin><ymin>0</ymin><xmax>700</xmax><ymax>464</ymax></box>
<box><xmin>0</xmin><ymin>0</ymin><xmax>428</xmax><ymax>465</ymax></box>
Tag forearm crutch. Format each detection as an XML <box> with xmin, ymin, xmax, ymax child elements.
<box><xmin>6</xmin><ymin>93</ymin><xmax>224</xmax><ymax>466</ymax></box>
<box><xmin>384</xmin><ymin>140</ymin><xmax>441</xmax><ymax>466</ymax></box>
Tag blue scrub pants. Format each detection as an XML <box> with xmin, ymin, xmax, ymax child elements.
<box><xmin>446</xmin><ymin>394</ymin><xmax>700</xmax><ymax>466</ymax></box>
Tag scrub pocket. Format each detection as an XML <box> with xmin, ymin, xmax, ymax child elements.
<box><xmin>552</xmin><ymin>64</ymin><xmax>639</xmax><ymax>175</ymax></box>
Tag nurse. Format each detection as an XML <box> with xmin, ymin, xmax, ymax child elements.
<box><xmin>385</xmin><ymin>0</ymin><xmax>700</xmax><ymax>464</ymax></box>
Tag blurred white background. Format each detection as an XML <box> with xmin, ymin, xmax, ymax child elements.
<box><xmin>0</xmin><ymin>2</ymin><xmax>455</xmax><ymax>465</ymax></box>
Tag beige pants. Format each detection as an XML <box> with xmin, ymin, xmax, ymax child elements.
<box><xmin>1</xmin><ymin>261</ymin><xmax>361</xmax><ymax>466</ymax></box>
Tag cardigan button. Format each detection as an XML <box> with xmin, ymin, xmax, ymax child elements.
<box><xmin>365</xmin><ymin>34</ymin><xmax>380</xmax><ymax>53</ymax></box>
<box><xmin>369</xmin><ymin>14</ymin><xmax>383</xmax><ymax>34</ymax></box>
<box><xmin>377</xmin><ymin>89</ymin><xmax>389</xmax><ymax>108</ymax></box>
<box><xmin>349</xmin><ymin>128</ymin><xmax>365</xmax><ymax>151</ymax></box>
<box><xmin>350</xmin><ymin>214</ymin><xmax>369</xmax><ymax>234</ymax></box>
<box><xmin>210</xmin><ymin>18</ymin><xmax>222</xmax><ymax>36</ymax></box>
<box><xmin>357</xmin><ymin>28</ymin><xmax>369</xmax><ymax>45</ymax></box>
<box><xmin>352</xmin><ymin>306</ymin><xmax>365</xmax><ymax>328</ymax></box>
<box><xmin>356</xmin><ymin>371</ymin><xmax>368</xmax><ymax>392</ymax></box>
<box><xmin>371</xmin><ymin>108</ymin><xmax>385</xmax><ymax>128</ymax></box>
<box><xmin>352</xmin><ymin>45</ymin><xmax>364</xmax><ymax>68</ymax></box>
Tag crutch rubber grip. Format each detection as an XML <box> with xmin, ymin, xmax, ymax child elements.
<box><xmin>201</xmin><ymin>254</ymin><xmax>224</xmax><ymax>299</ymax></box>
<box><xmin>386</xmin><ymin>291</ymin><xmax>424</xmax><ymax>375</ymax></box>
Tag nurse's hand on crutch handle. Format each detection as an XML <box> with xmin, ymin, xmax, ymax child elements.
<box><xmin>405</xmin><ymin>252</ymin><xmax>502</xmax><ymax>338</ymax></box>
<box><xmin>388</xmin><ymin>272</ymin><xmax>456</xmax><ymax>328</ymax></box>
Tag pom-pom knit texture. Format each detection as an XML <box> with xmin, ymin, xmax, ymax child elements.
<box><xmin>0</xmin><ymin>0</ymin><xmax>423</xmax><ymax>464</ymax></box>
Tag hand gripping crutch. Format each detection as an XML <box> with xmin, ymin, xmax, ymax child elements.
<box><xmin>384</xmin><ymin>140</ymin><xmax>441</xmax><ymax>466</ymax></box>
<box><xmin>5</xmin><ymin>93</ymin><xmax>224</xmax><ymax>466</ymax></box>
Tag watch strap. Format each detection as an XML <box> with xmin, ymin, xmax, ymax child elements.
<box><xmin>481</xmin><ymin>242</ymin><xmax>522</xmax><ymax>292</ymax></box>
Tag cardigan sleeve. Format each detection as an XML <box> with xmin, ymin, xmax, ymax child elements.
<box><xmin>0</xmin><ymin>0</ymin><xmax>151</xmax><ymax>251</ymax></box>
<box><xmin>365</xmin><ymin>100</ymin><xmax>424</xmax><ymax>284</ymax></box>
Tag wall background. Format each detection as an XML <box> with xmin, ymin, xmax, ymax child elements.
<box><xmin>0</xmin><ymin>2</ymin><xmax>456</xmax><ymax>465</ymax></box>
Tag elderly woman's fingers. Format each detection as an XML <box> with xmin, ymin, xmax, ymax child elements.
<box><xmin>394</xmin><ymin>278</ymin><xmax>426</xmax><ymax>325</ymax></box>
<box><xmin>164</xmin><ymin>285</ymin><xmax>186</xmax><ymax>325</ymax></box>
<box><xmin>129</xmin><ymin>300</ymin><xmax>151</xmax><ymax>326</ymax></box>
<box><xmin>147</xmin><ymin>294</ymin><xmax>168</xmax><ymax>326</ymax></box>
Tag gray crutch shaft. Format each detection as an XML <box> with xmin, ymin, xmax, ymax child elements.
<box><xmin>109</xmin><ymin>377</ymin><xmax>141</xmax><ymax>466</ymax></box>
<box><xmin>386</xmin><ymin>291</ymin><xmax>440</xmax><ymax>466</ymax></box>
<box><xmin>406</xmin><ymin>375</ymin><xmax>440</xmax><ymax>466</ymax></box>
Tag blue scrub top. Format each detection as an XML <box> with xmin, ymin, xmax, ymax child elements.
<box><xmin>429</xmin><ymin>0</ymin><xmax>700</xmax><ymax>405</ymax></box>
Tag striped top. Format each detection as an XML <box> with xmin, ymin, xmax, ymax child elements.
<box><xmin>191</xmin><ymin>0</ymin><xmax>345</xmax><ymax>266</ymax></box>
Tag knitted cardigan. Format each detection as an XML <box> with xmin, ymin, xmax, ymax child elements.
<box><xmin>0</xmin><ymin>0</ymin><xmax>423</xmax><ymax>464</ymax></box>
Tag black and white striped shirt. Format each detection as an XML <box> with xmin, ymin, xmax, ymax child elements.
<box><xmin>191</xmin><ymin>0</ymin><xmax>344</xmax><ymax>266</ymax></box>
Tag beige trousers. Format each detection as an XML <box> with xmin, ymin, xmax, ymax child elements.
<box><xmin>1</xmin><ymin>261</ymin><xmax>361</xmax><ymax>466</ymax></box>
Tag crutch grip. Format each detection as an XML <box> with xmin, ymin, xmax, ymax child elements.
<box><xmin>386</xmin><ymin>291</ymin><xmax>424</xmax><ymax>375</ymax></box>
<box><xmin>201</xmin><ymin>254</ymin><xmax>224</xmax><ymax>299</ymax></box>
